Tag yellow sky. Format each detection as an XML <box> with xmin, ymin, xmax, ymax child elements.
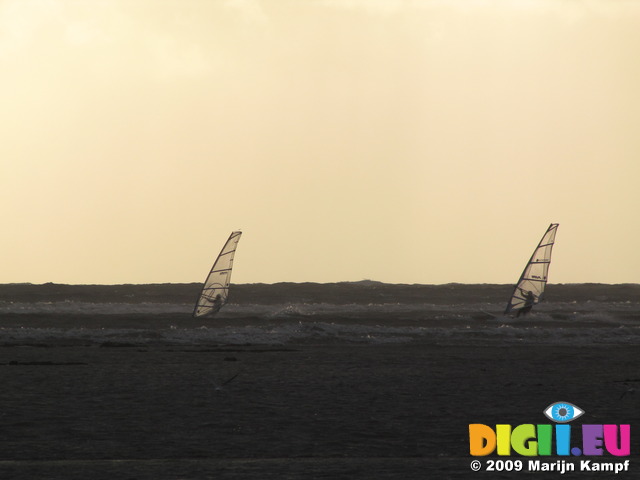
<box><xmin>2</xmin><ymin>0</ymin><xmax>639</xmax><ymax>285</ymax></box>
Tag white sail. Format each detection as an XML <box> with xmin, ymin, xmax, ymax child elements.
<box><xmin>193</xmin><ymin>231</ymin><xmax>242</xmax><ymax>318</ymax></box>
<box><xmin>505</xmin><ymin>223</ymin><xmax>559</xmax><ymax>315</ymax></box>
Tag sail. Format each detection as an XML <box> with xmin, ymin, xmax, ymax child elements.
<box><xmin>193</xmin><ymin>231</ymin><xmax>242</xmax><ymax>318</ymax></box>
<box><xmin>504</xmin><ymin>223</ymin><xmax>559</xmax><ymax>315</ymax></box>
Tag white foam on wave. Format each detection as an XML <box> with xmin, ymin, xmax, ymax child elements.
<box><xmin>2</xmin><ymin>319</ymin><xmax>640</xmax><ymax>347</ymax></box>
<box><xmin>0</xmin><ymin>301</ymin><xmax>192</xmax><ymax>315</ymax></box>
<box><xmin>0</xmin><ymin>301</ymin><xmax>489</xmax><ymax>316</ymax></box>
<box><xmin>1</xmin><ymin>299</ymin><xmax>639</xmax><ymax>346</ymax></box>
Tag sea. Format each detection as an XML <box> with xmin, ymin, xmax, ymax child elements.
<box><xmin>1</xmin><ymin>282</ymin><xmax>639</xmax><ymax>479</ymax></box>
<box><xmin>2</xmin><ymin>282</ymin><xmax>640</xmax><ymax>347</ymax></box>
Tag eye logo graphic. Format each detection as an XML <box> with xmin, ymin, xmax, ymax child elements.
<box><xmin>543</xmin><ymin>402</ymin><xmax>584</xmax><ymax>423</ymax></box>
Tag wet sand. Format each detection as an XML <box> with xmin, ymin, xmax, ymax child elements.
<box><xmin>1</xmin><ymin>342</ymin><xmax>639</xmax><ymax>479</ymax></box>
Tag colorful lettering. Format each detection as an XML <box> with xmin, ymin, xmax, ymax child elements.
<box><xmin>604</xmin><ymin>424</ymin><xmax>630</xmax><ymax>456</ymax></box>
<box><xmin>468</xmin><ymin>423</ymin><xmax>630</xmax><ymax>457</ymax></box>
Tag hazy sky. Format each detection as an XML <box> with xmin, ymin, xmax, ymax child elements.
<box><xmin>2</xmin><ymin>0</ymin><xmax>639</xmax><ymax>285</ymax></box>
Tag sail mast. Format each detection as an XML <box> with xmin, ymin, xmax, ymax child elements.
<box><xmin>193</xmin><ymin>231</ymin><xmax>242</xmax><ymax>318</ymax></box>
<box><xmin>504</xmin><ymin>223</ymin><xmax>559</xmax><ymax>315</ymax></box>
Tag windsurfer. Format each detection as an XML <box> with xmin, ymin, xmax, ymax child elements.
<box><xmin>211</xmin><ymin>294</ymin><xmax>223</xmax><ymax>313</ymax></box>
<box><xmin>517</xmin><ymin>289</ymin><xmax>536</xmax><ymax>317</ymax></box>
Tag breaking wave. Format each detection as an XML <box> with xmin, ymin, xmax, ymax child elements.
<box><xmin>1</xmin><ymin>299</ymin><xmax>639</xmax><ymax>347</ymax></box>
<box><xmin>1</xmin><ymin>283</ymin><xmax>638</xmax><ymax>347</ymax></box>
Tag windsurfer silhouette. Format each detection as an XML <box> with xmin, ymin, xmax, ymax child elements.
<box><xmin>517</xmin><ymin>289</ymin><xmax>536</xmax><ymax>317</ymax></box>
<box><xmin>211</xmin><ymin>294</ymin><xmax>223</xmax><ymax>313</ymax></box>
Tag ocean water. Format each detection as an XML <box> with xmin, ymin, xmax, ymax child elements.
<box><xmin>1</xmin><ymin>283</ymin><xmax>639</xmax><ymax>479</ymax></box>
<box><xmin>1</xmin><ymin>282</ymin><xmax>639</xmax><ymax>348</ymax></box>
